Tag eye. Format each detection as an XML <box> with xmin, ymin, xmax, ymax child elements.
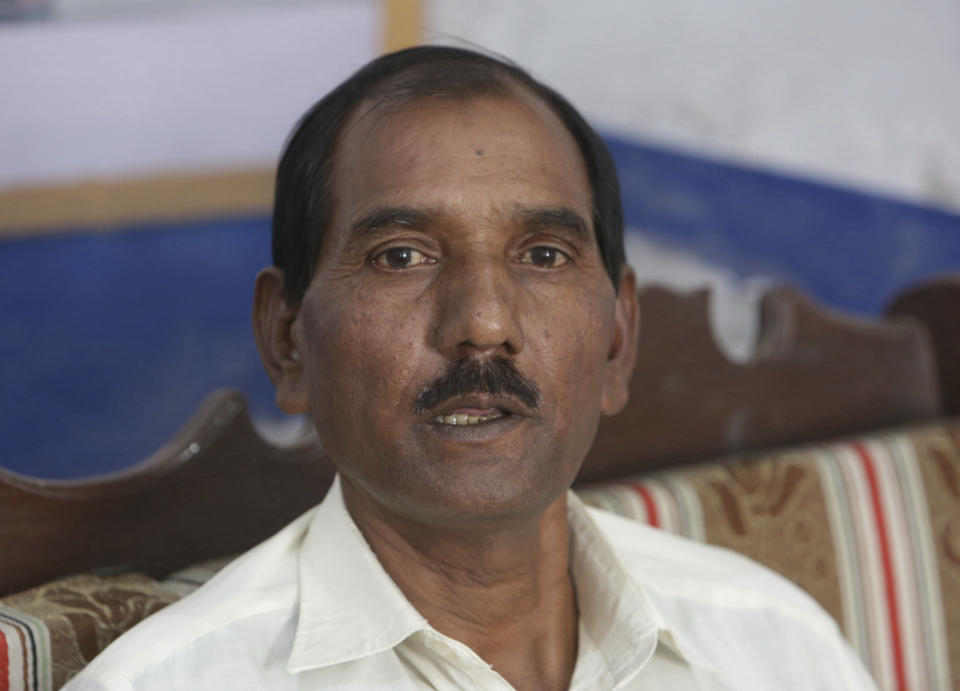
<box><xmin>519</xmin><ymin>246</ymin><xmax>570</xmax><ymax>268</ymax></box>
<box><xmin>372</xmin><ymin>247</ymin><xmax>434</xmax><ymax>269</ymax></box>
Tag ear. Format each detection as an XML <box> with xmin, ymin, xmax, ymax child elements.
<box><xmin>252</xmin><ymin>267</ymin><xmax>309</xmax><ymax>414</ymax></box>
<box><xmin>600</xmin><ymin>266</ymin><xmax>639</xmax><ymax>416</ymax></box>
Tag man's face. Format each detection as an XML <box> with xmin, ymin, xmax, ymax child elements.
<box><xmin>282</xmin><ymin>91</ymin><xmax>636</xmax><ymax>525</ymax></box>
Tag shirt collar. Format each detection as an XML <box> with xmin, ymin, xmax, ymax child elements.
<box><xmin>287</xmin><ymin>475</ymin><xmax>429</xmax><ymax>672</ymax></box>
<box><xmin>566</xmin><ymin>491</ymin><xmax>664</xmax><ymax>686</ymax></box>
<box><xmin>287</xmin><ymin>477</ymin><xmax>696</xmax><ymax>680</ymax></box>
<box><xmin>568</xmin><ymin>494</ymin><xmax>719</xmax><ymax>677</ymax></box>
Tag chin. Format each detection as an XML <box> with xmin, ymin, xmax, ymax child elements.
<box><xmin>372</xmin><ymin>452</ymin><xmax>577</xmax><ymax>526</ymax></box>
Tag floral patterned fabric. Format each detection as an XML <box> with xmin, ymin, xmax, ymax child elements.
<box><xmin>1</xmin><ymin>574</ymin><xmax>177</xmax><ymax>690</ymax></box>
<box><xmin>0</xmin><ymin>558</ymin><xmax>230</xmax><ymax>690</ymax></box>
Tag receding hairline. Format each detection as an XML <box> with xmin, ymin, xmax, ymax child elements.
<box><xmin>326</xmin><ymin>76</ymin><xmax>594</xmax><ymax>238</ymax></box>
<box><xmin>337</xmin><ymin>68</ymin><xmax>572</xmax><ymax>156</ymax></box>
<box><xmin>321</xmin><ymin>80</ymin><xmax>600</xmax><ymax>254</ymax></box>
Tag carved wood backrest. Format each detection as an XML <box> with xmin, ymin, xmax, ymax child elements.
<box><xmin>0</xmin><ymin>391</ymin><xmax>333</xmax><ymax>596</ymax></box>
<box><xmin>887</xmin><ymin>276</ymin><xmax>960</xmax><ymax>416</ymax></box>
<box><xmin>578</xmin><ymin>284</ymin><xmax>939</xmax><ymax>480</ymax></box>
<box><xmin>0</xmin><ymin>282</ymin><xmax>949</xmax><ymax>594</ymax></box>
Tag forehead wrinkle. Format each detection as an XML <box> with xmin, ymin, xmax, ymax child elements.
<box><xmin>331</xmin><ymin>95</ymin><xmax>594</xmax><ymax>249</ymax></box>
<box><xmin>344</xmin><ymin>91</ymin><xmax>580</xmax><ymax>174</ymax></box>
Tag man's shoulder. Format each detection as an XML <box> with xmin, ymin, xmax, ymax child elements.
<box><xmin>66</xmin><ymin>508</ymin><xmax>317</xmax><ymax>690</ymax></box>
<box><xmin>585</xmin><ymin>504</ymin><xmax>838</xmax><ymax>632</ymax></box>
<box><xmin>584</xmin><ymin>505</ymin><xmax>878</xmax><ymax>688</ymax></box>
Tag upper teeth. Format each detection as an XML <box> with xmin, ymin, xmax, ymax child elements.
<box><xmin>433</xmin><ymin>412</ymin><xmax>505</xmax><ymax>425</ymax></box>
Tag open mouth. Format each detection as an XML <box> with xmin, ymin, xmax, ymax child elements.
<box><xmin>426</xmin><ymin>396</ymin><xmax>525</xmax><ymax>428</ymax></box>
<box><xmin>431</xmin><ymin>410</ymin><xmax>508</xmax><ymax>426</ymax></box>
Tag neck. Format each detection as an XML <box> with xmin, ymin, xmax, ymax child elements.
<box><xmin>341</xmin><ymin>477</ymin><xmax>579</xmax><ymax>691</ymax></box>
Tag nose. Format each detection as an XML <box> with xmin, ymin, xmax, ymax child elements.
<box><xmin>432</xmin><ymin>252</ymin><xmax>525</xmax><ymax>360</ymax></box>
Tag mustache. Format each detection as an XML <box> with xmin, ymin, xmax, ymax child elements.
<box><xmin>412</xmin><ymin>356</ymin><xmax>542</xmax><ymax>416</ymax></box>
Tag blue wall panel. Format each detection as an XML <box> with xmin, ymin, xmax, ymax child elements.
<box><xmin>607</xmin><ymin>134</ymin><xmax>960</xmax><ymax>314</ymax></box>
<box><xmin>2</xmin><ymin>135</ymin><xmax>959</xmax><ymax>478</ymax></box>
<box><xmin>0</xmin><ymin>216</ymin><xmax>278</xmax><ymax>478</ymax></box>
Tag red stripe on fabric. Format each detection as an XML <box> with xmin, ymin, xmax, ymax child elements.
<box><xmin>854</xmin><ymin>442</ymin><xmax>908</xmax><ymax>691</ymax></box>
<box><xmin>630</xmin><ymin>483</ymin><xmax>659</xmax><ymax>527</ymax></box>
<box><xmin>0</xmin><ymin>630</ymin><xmax>10</xmax><ymax>691</ymax></box>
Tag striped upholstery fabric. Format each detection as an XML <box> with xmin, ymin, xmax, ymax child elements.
<box><xmin>577</xmin><ymin>420</ymin><xmax>960</xmax><ymax>691</ymax></box>
<box><xmin>1</xmin><ymin>608</ymin><xmax>51</xmax><ymax>691</ymax></box>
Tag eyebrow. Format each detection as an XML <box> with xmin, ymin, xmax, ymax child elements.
<box><xmin>347</xmin><ymin>204</ymin><xmax>592</xmax><ymax>242</ymax></box>
<box><xmin>517</xmin><ymin>206</ymin><xmax>591</xmax><ymax>243</ymax></box>
<box><xmin>349</xmin><ymin>206</ymin><xmax>434</xmax><ymax>236</ymax></box>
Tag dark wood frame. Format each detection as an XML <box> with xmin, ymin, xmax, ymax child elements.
<box><xmin>0</xmin><ymin>391</ymin><xmax>331</xmax><ymax>596</ymax></box>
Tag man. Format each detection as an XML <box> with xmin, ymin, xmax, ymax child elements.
<box><xmin>68</xmin><ymin>46</ymin><xmax>877</xmax><ymax>690</ymax></box>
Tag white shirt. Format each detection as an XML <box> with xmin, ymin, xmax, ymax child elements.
<box><xmin>67</xmin><ymin>476</ymin><xmax>877</xmax><ymax>690</ymax></box>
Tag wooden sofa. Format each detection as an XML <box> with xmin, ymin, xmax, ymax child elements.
<box><xmin>2</xmin><ymin>278</ymin><xmax>958</xmax><ymax>690</ymax></box>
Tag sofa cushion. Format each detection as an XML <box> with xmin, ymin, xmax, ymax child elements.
<box><xmin>577</xmin><ymin>419</ymin><xmax>960</xmax><ymax>691</ymax></box>
<box><xmin>0</xmin><ymin>558</ymin><xmax>231</xmax><ymax>690</ymax></box>
<box><xmin>1</xmin><ymin>573</ymin><xmax>178</xmax><ymax>690</ymax></box>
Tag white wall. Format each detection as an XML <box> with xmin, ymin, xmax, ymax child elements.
<box><xmin>426</xmin><ymin>0</ymin><xmax>960</xmax><ymax>212</ymax></box>
<box><xmin>9</xmin><ymin>0</ymin><xmax>956</xmax><ymax>208</ymax></box>
<box><xmin>0</xmin><ymin>0</ymin><xmax>377</xmax><ymax>187</ymax></box>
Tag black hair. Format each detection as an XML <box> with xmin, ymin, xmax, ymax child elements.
<box><xmin>272</xmin><ymin>45</ymin><xmax>625</xmax><ymax>304</ymax></box>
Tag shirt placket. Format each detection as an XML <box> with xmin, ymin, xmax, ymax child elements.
<box><xmin>420</xmin><ymin>630</ymin><xmax>515</xmax><ymax>690</ymax></box>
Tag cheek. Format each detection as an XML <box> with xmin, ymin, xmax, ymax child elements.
<box><xmin>299</xmin><ymin>288</ymin><xmax>423</xmax><ymax>428</ymax></box>
<box><xmin>534</xmin><ymin>291</ymin><xmax>616</xmax><ymax>420</ymax></box>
